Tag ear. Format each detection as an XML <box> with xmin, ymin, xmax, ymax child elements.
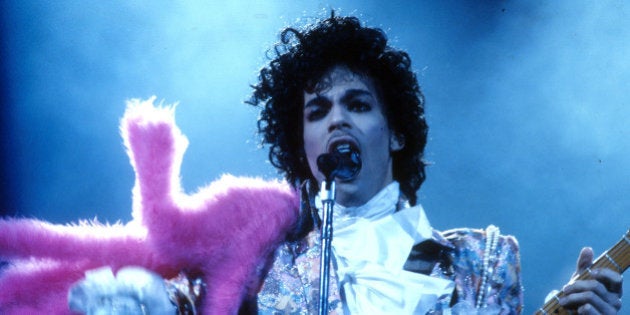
<box><xmin>390</xmin><ymin>133</ymin><xmax>405</xmax><ymax>152</ymax></box>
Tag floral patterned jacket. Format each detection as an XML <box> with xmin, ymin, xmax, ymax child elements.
<box><xmin>256</xmin><ymin>225</ymin><xmax>523</xmax><ymax>314</ymax></box>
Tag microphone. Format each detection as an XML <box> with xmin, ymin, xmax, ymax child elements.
<box><xmin>316</xmin><ymin>147</ymin><xmax>362</xmax><ymax>182</ymax></box>
<box><xmin>316</xmin><ymin>154</ymin><xmax>339</xmax><ymax>182</ymax></box>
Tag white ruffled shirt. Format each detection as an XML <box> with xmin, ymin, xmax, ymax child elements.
<box><xmin>318</xmin><ymin>182</ymin><xmax>455</xmax><ymax>314</ymax></box>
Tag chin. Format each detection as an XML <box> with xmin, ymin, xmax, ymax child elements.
<box><xmin>333</xmin><ymin>182</ymin><xmax>364</xmax><ymax>207</ymax></box>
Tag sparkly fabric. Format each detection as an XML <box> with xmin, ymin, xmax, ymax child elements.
<box><xmin>257</xmin><ymin>221</ymin><xmax>523</xmax><ymax>314</ymax></box>
<box><xmin>441</xmin><ymin>228</ymin><xmax>523</xmax><ymax>314</ymax></box>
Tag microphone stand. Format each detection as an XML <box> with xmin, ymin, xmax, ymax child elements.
<box><xmin>318</xmin><ymin>178</ymin><xmax>335</xmax><ymax>315</ymax></box>
<box><xmin>315</xmin><ymin>150</ymin><xmax>360</xmax><ymax>314</ymax></box>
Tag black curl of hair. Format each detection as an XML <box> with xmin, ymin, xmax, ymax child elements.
<box><xmin>247</xmin><ymin>15</ymin><xmax>428</xmax><ymax>207</ymax></box>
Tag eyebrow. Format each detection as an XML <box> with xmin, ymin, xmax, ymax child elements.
<box><xmin>304</xmin><ymin>94</ymin><xmax>326</xmax><ymax>108</ymax></box>
<box><xmin>340</xmin><ymin>89</ymin><xmax>374</xmax><ymax>104</ymax></box>
<box><xmin>304</xmin><ymin>88</ymin><xmax>373</xmax><ymax>109</ymax></box>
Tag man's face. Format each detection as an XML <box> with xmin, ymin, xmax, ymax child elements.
<box><xmin>302</xmin><ymin>66</ymin><xmax>403</xmax><ymax>207</ymax></box>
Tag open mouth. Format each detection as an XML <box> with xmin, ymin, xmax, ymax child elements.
<box><xmin>325</xmin><ymin>140</ymin><xmax>362</xmax><ymax>181</ymax></box>
<box><xmin>328</xmin><ymin>140</ymin><xmax>360</xmax><ymax>156</ymax></box>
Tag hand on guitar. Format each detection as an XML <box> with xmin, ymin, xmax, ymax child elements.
<box><xmin>560</xmin><ymin>247</ymin><xmax>623</xmax><ymax>314</ymax></box>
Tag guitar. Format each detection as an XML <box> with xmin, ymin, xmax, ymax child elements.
<box><xmin>535</xmin><ymin>229</ymin><xmax>629</xmax><ymax>315</ymax></box>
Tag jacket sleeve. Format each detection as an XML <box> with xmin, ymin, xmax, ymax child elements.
<box><xmin>444</xmin><ymin>227</ymin><xmax>524</xmax><ymax>315</ymax></box>
<box><xmin>486</xmin><ymin>233</ymin><xmax>523</xmax><ymax>314</ymax></box>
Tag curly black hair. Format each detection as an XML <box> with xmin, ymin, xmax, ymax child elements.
<box><xmin>248</xmin><ymin>14</ymin><xmax>428</xmax><ymax>206</ymax></box>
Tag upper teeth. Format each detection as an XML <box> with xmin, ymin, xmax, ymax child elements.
<box><xmin>335</xmin><ymin>143</ymin><xmax>352</xmax><ymax>154</ymax></box>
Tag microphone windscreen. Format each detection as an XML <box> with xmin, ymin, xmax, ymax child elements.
<box><xmin>317</xmin><ymin>153</ymin><xmax>340</xmax><ymax>181</ymax></box>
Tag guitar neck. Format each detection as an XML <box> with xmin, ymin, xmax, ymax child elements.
<box><xmin>535</xmin><ymin>229</ymin><xmax>630</xmax><ymax>315</ymax></box>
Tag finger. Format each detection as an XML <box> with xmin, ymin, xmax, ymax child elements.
<box><xmin>563</xmin><ymin>279</ymin><xmax>607</xmax><ymax>299</ymax></box>
<box><xmin>575</xmin><ymin>247</ymin><xmax>594</xmax><ymax>277</ymax></box>
<box><xmin>577</xmin><ymin>303</ymin><xmax>600</xmax><ymax>315</ymax></box>
<box><xmin>562</xmin><ymin>278</ymin><xmax>622</xmax><ymax>314</ymax></box>
<box><xmin>591</xmin><ymin>268</ymin><xmax>623</xmax><ymax>296</ymax></box>
<box><xmin>561</xmin><ymin>291</ymin><xmax>616</xmax><ymax>315</ymax></box>
<box><xmin>564</xmin><ymin>277</ymin><xmax>622</xmax><ymax>304</ymax></box>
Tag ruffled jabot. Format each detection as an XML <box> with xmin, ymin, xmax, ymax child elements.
<box><xmin>317</xmin><ymin>182</ymin><xmax>454</xmax><ymax>314</ymax></box>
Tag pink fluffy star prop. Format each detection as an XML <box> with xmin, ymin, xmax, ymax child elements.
<box><xmin>0</xmin><ymin>97</ymin><xmax>299</xmax><ymax>314</ymax></box>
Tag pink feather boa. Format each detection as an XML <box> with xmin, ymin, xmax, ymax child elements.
<box><xmin>0</xmin><ymin>97</ymin><xmax>299</xmax><ymax>314</ymax></box>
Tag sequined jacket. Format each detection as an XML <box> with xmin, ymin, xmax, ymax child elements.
<box><xmin>256</xmin><ymin>225</ymin><xmax>523</xmax><ymax>314</ymax></box>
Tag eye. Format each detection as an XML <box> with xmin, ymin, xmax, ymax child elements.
<box><xmin>347</xmin><ymin>100</ymin><xmax>372</xmax><ymax>112</ymax></box>
<box><xmin>304</xmin><ymin>103</ymin><xmax>330</xmax><ymax>122</ymax></box>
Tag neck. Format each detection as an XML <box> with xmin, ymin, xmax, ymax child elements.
<box><xmin>334</xmin><ymin>178</ymin><xmax>396</xmax><ymax>208</ymax></box>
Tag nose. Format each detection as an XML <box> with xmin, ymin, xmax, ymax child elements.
<box><xmin>327</xmin><ymin>103</ymin><xmax>351</xmax><ymax>132</ymax></box>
